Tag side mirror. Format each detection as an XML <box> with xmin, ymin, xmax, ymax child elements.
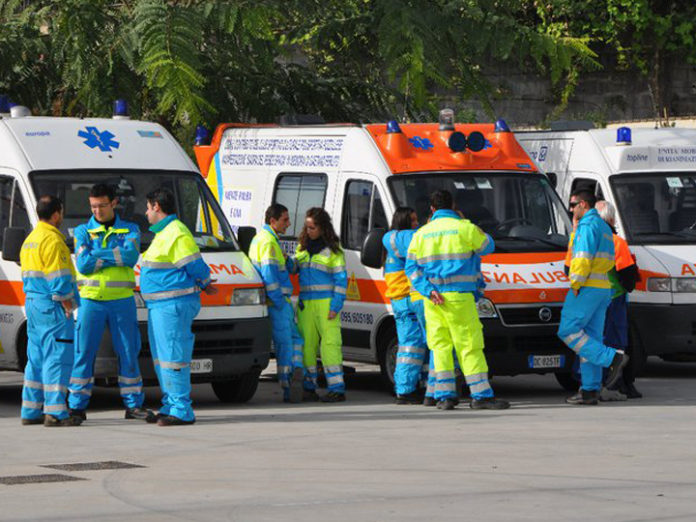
<box><xmin>360</xmin><ymin>228</ymin><xmax>386</xmax><ymax>269</ymax></box>
<box><xmin>2</xmin><ymin>227</ymin><xmax>27</xmax><ymax>262</ymax></box>
<box><xmin>237</xmin><ymin>226</ymin><xmax>256</xmax><ymax>256</ymax></box>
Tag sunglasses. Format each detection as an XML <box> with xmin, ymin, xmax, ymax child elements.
<box><xmin>568</xmin><ymin>201</ymin><xmax>580</xmax><ymax>210</ymax></box>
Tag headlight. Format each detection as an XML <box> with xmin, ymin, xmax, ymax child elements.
<box><xmin>476</xmin><ymin>297</ymin><xmax>497</xmax><ymax>318</ymax></box>
<box><xmin>133</xmin><ymin>291</ymin><xmax>146</xmax><ymax>308</ymax></box>
<box><xmin>674</xmin><ymin>277</ymin><xmax>696</xmax><ymax>293</ymax></box>
<box><xmin>647</xmin><ymin>277</ymin><xmax>671</xmax><ymax>292</ymax></box>
<box><xmin>231</xmin><ymin>287</ymin><xmax>265</xmax><ymax>306</ymax></box>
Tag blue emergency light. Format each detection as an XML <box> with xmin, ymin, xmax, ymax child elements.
<box><xmin>0</xmin><ymin>95</ymin><xmax>11</xmax><ymax>113</ymax></box>
<box><xmin>616</xmin><ymin>126</ymin><xmax>632</xmax><ymax>145</ymax></box>
<box><xmin>494</xmin><ymin>119</ymin><xmax>510</xmax><ymax>133</ymax></box>
<box><xmin>195</xmin><ymin>125</ymin><xmax>210</xmax><ymax>146</ymax></box>
<box><xmin>113</xmin><ymin>99</ymin><xmax>129</xmax><ymax>117</ymax></box>
<box><xmin>386</xmin><ymin>120</ymin><xmax>402</xmax><ymax>134</ymax></box>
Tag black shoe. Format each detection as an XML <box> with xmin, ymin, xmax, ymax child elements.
<box><xmin>624</xmin><ymin>383</ymin><xmax>643</xmax><ymax>399</ymax></box>
<box><xmin>395</xmin><ymin>391</ymin><xmax>423</xmax><ymax>405</ymax></box>
<box><xmin>605</xmin><ymin>352</ymin><xmax>629</xmax><ymax>389</ymax></box>
<box><xmin>69</xmin><ymin>408</ymin><xmax>87</xmax><ymax>421</ymax></box>
<box><xmin>565</xmin><ymin>389</ymin><xmax>599</xmax><ymax>405</ymax></box>
<box><xmin>470</xmin><ymin>397</ymin><xmax>510</xmax><ymax>410</ymax></box>
<box><xmin>423</xmin><ymin>396</ymin><xmax>437</xmax><ymax>407</ymax></box>
<box><xmin>157</xmin><ymin>415</ymin><xmax>195</xmax><ymax>426</ymax></box>
<box><xmin>287</xmin><ymin>367</ymin><xmax>304</xmax><ymax>404</ymax></box>
<box><xmin>125</xmin><ymin>407</ymin><xmax>157</xmax><ymax>423</ymax></box>
<box><xmin>436</xmin><ymin>398</ymin><xmax>459</xmax><ymax>410</ymax></box>
<box><xmin>303</xmin><ymin>390</ymin><xmax>320</xmax><ymax>402</ymax></box>
<box><xmin>44</xmin><ymin>415</ymin><xmax>83</xmax><ymax>427</ymax></box>
<box><xmin>321</xmin><ymin>391</ymin><xmax>346</xmax><ymax>403</ymax></box>
<box><xmin>21</xmin><ymin>416</ymin><xmax>44</xmax><ymax>425</ymax></box>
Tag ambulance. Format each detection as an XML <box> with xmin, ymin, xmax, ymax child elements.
<box><xmin>518</xmin><ymin>126</ymin><xmax>696</xmax><ymax>372</ymax></box>
<box><xmin>0</xmin><ymin>98</ymin><xmax>270</xmax><ymax>403</ymax></box>
<box><xmin>193</xmin><ymin>112</ymin><xmax>578</xmax><ymax>389</ymax></box>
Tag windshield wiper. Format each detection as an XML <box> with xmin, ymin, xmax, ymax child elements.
<box><xmin>634</xmin><ymin>231</ymin><xmax>696</xmax><ymax>239</ymax></box>
<box><xmin>494</xmin><ymin>235</ymin><xmax>567</xmax><ymax>249</ymax></box>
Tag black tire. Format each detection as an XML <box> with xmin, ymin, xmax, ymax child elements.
<box><xmin>377</xmin><ymin>328</ymin><xmax>398</xmax><ymax>390</ymax></box>
<box><xmin>211</xmin><ymin>370</ymin><xmax>261</xmax><ymax>403</ymax></box>
<box><xmin>554</xmin><ymin>371</ymin><xmax>579</xmax><ymax>392</ymax></box>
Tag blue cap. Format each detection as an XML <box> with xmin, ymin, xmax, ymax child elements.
<box><xmin>195</xmin><ymin>125</ymin><xmax>209</xmax><ymax>146</ymax></box>
<box><xmin>0</xmin><ymin>95</ymin><xmax>11</xmax><ymax>113</ymax></box>
<box><xmin>494</xmin><ymin>119</ymin><xmax>510</xmax><ymax>132</ymax></box>
<box><xmin>616</xmin><ymin>126</ymin><xmax>632</xmax><ymax>144</ymax></box>
<box><xmin>386</xmin><ymin>120</ymin><xmax>402</xmax><ymax>134</ymax></box>
<box><xmin>113</xmin><ymin>99</ymin><xmax>129</xmax><ymax>117</ymax></box>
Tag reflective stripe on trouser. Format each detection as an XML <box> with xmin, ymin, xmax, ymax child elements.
<box><xmin>423</xmin><ymin>292</ymin><xmax>493</xmax><ymax>401</ymax></box>
<box><xmin>148</xmin><ymin>298</ymin><xmax>201</xmax><ymax>421</ymax></box>
<box><xmin>269</xmin><ymin>298</ymin><xmax>304</xmax><ymax>397</ymax></box>
<box><xmin>297</xmin><ymin>298</ymin><xmax>344</xmax><ymax>393</ymax></box>
<box><xmin>21</xmin><ymin>298</ymin><xmax>74</xmax><ymax>420</ymax></box>
<box><xmin>68</xmin><ymin>297</ymin><xmax>144</xmax><ymax>410</ymax></box>
<box><xmin>557</xmin><ymin>287</ymin><xmax>615</xmax><ymax>392</ymax></box>
<box><xmin>392</xmin><ymin>296</ymin><xmax>427</xmax><ymax>396</ymax></box>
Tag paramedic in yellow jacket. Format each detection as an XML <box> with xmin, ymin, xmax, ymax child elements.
<box><xmin>20</xmin><ymin>196</ymin><xmax>82</xmax><ymax>427</ymax></box>
<box><xmin>288</xmin><ymin>207</ymin><xmax>348</xmax><ymax>403</ymax></box>
<box><xmin>405</xmin><ymin>190</ymin><xmax>509</xmax><ymax>411</ymax></box>
<box><xmin>558</xmin><ymin>190</ymin><xmax>629</xmax><ymax>405</ymax></box>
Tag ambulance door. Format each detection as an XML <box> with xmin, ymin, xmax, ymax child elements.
<box><xmin>337</xmin><ymin>173</ymin><xmax>391</xmax><ymax>363</ymax></box>
<box><xmin>0</xmin><ymin>170</ymin><xmax>33</xmax><ymax>369</ymax></box>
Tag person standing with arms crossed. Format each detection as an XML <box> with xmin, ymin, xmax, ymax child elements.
<box><xmin>20</xmin><ymin>195</ymin><xmax>82</xmax><ymax>426</ymax></box>
<box><xmin>68</xmin><ymin>184</ymin><xmax>154</xmax><ymax>421</ymax></box>
<box><xmin>248</xmin><ymin>203</ymin><xmax>304</xmax><ymax>403</ymax></box>
<box><xmin>140</xmin><ymin>188</ymin><xmax>215</xmax><ymax>425</ymax></box>
<box><xmin>405</xmin><ymin>190</ymin><xmax>509</xmax><ymax>411</ymax></box>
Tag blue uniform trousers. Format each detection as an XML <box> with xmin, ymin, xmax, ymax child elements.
<box><xmin>558</xmin><ymin>287</ymin><xmax>616</xmax><ymax>392</ymax></box>
<box><xmin>21</xmin><ymin>298</ymin><xmax>74</xmax><ymax>420</ymax></box>
<box><xmin>393</xmin><ymin>296</ymin><xmax>428</xmax><ymax>395</ymax></box>
<box><xmin>269</xmin><ymin>298</ymin><xmax>304</xmax><ymax>399</ymax></box>
<box><xmin>68</xmin><ymin>297</ymin><xmax>144</xmax><ymax>410</ymax></box>
<box><xmin>148</xmin><ymin>296</ymin><xmax>201</xmax><ymax>422</ymax></box>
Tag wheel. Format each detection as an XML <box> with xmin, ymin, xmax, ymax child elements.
<box><xmin>377</xmin><ymin>328</ymin><xmax>398</xmax><ymax>390</ymax></box>
<box><xmin>211</xmin><ymin>370</ymin><xmax>261</xmax><ymax>403</ymax></box>
<box><xmin>554</xmin><ymin>371</ymin><xmax>579</xmax><ymax>392</ymax></box>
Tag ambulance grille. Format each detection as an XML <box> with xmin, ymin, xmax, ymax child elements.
<box><xmin>139</xmin><ymin>319</ymin><xmax>254</xmax><ymax>356</ymax></box>
<box><xmin>498</xmin><ymin>305</ymin><xmax>563</xmax><ymax>326</ymax></box>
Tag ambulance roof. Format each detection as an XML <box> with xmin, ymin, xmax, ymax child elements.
<box><xmin>0</xmin><ymin>117</ymin><xmax>195</xmax><ymax>172</ymax></box>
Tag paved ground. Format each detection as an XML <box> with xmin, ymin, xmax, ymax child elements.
<box><xmin>1</xmin><ymin>359</ymin><xmax>695</xmax><ymax>522</ymax></box>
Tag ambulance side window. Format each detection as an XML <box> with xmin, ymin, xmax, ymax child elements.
<box><xmin>341</xmin><ymin>180</ymin><xmax>388</xmax><ymax>250</ymax></box>
<box><xmin>273</xmin><ymin>173</ymin><xmax>328</xmax><ymax>239</ymax></box>
<box><xmin>0</xmin><ymin>177</ymin><xmax>30</xmax><ymax>246</ymax></box>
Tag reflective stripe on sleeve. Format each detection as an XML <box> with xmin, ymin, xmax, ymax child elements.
<box><xmin>141</xmin><ymin>260</ymin><xmax>176</xmax><ymax>269</ymax></box>
<box><xmin>45</xmin><ymin>268</ymin><xmax>74</xmax><ymax>281</ymax></box>
<box><xmin>52</xmin><ymin>292</ymin><xmax>74</xmax><ymax>302</ymax></box>
<box><xmin>300</xmin><ymin>284</ymin><xmax>335</xmax><ymax>292</ymax></box>
<box><xmin>266</xmin><ymin>282</ymin><xmax>281</xmax><ymax>292</ymax></box>
<box><xmin>389</xmin><ymin>233</ymin><xmax>401</xmax><ymax>258</ymax></box>
<box><xmin>175</xmin><ymin>252</ymin><xmax>203</xmax><ymax>268</ymax></box>
<box><xmin>95</xmin><ymin>258</ymin><xmax>104</xmax><ymax>272</ymax></box>
<box><xmin>113</xmin><ymin>248</ymin><xmax>123</xmax><ymax>267</ymax></box>
<box><xmin>474</xmin><ymin>236</ymin><xmax>491</xmax><ymax>255</ymax></box>
<box><xmin>334</xmin><ymin>286</ymin><xmax>347</xmax><ymax>295</ymax></box>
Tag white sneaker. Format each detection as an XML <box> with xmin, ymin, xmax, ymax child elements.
<box><xmin>600</xmin><ymin>387</ymin><xmax>628</xmax><ymax>402</ymax></box>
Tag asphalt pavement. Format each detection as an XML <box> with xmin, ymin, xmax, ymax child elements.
<box><xmin>0</xmin><ymin>359</ymin><xmax>695</xmax><ymax>521</ymax></box>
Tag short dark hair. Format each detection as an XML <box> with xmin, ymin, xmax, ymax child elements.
<box><xmin>146</xmin><ymin>187</ymin><xmax>176</xmax><ymax>215</ymax></box>
<box><xmin>390</xmin><ymin>207</ymin><xmax>415</xmax><ymax>231</ymax></box>
<box><xmin>571</xmin><ymin>189</ymin><xmax>596</xmax><ymax>208</ymax></box>
<box><xmin>36</xmin><ymin>195</ymin><xmax>63</xmax><ymax>221</ymax></box>
<box><xmin>430</xmin><ymin>190</ymin><xmax>453</xmax><ymax>210</ymax></box>
<box><xmin>265</xmin><ymin>203</ymin><xmax>289</xmax><ymax>224</ymax></box>
<box><xmin>89</xmin><ymin>183</ymin><xmax>116</xmax><ymax>201</ymax></box>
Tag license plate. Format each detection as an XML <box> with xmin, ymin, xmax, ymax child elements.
<box><xmin>528</xmin><ymin>355</ymin><xmax>565</xmax><ymax>369</ymax></box>
<box><xmin>190</xmin><ymin>359</ymin><xmax>213</xmax><ymax>373</ymax></box>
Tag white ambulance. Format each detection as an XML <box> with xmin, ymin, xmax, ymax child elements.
<box><xmin>194</xmin><ymin>114</ymin><xmax>582</xmax><ymax>390</ymax></box>
<box><xmin>0</xmin><ymin>100</ymin><xmax>270</xmax><ymax>402</ymax></box>
<box><xmin>518</xmin><ymin>126</ymin><xmax>696</xmax><ymax>372</ymax></box>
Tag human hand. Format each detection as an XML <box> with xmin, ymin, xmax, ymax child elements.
<box><xmin>328</xmin><ymin>310</ymin><xmax>338</xmax><ymax>320</ymax></box>
<box><xmin>61</xmin><ymin>299</ymin><xmax>74</xmax><ymax>318</ymax></box>
<box><xmin>203</xmin><ymin>279</ymin><xmax>218</xmax><ymax>295</ymax></box>
<box><xmin>429</xmin><ymin>290</ymin><xmax>444</xmax><ymax>305</ymax></box>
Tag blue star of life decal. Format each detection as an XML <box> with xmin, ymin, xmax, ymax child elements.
<box><xmin>77</xmin><ymin>127</ymin><xmax>120</xmax><ymax>152</ymax></box>
<box><xmin>409</xmin><ymin>136</ymin><xmax>434</xmax><ymax>151</ymax></box>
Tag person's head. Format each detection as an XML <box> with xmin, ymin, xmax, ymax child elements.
<box><xmin>595</xmin><ymin>200</ymin><xmax>616</xmax><ymax>227</ymax></box>
<box><xmin>36</xmin><ymin>195</ymin><xmax>63</xmax><ymax>227</ymax></box>
<box><xmin>145</xmin><ymin>187</ymin><xmax>176</xmax><ymax>225</ymax></box>
<box><xmin>88</xmin><ymin>183</ymin><xmax>117</xmax><ymax>223</ymax></box>
<box><xmin>299</xmin><ymin>207</ymin><xmax>341</xmax><ymax>252</ymax></box>
<box><xmin>569</xmin><ymin>189</ymin><xmax>596</xmax><ymax>221</ymax></box>
<box><xmin>429</xmin><ymin>190</ymin><xmax>454</xmax><ymax>213</ymax></box>
<box><xmin>265</xmin><ymin>203</ymin><xmax>290</xmax><ymax>235</ymax></box>
<box><xmin>390</xmin><ymin>206</ymin><xmax>418</xmax><ymax>231</ymax></box>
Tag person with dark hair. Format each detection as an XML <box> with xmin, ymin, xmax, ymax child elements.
<box><xmin>67</xmin><ymin>184</ymin><xmax>154</xmax><ymax>422</ymax></box>
<box><xmin>405</xmin><ymin>190</ymin><xmax>509</xmax><ymax>410</ymax></box>
<box><xmin>289</xmin><ymin>207</ymin><xmax>348</xmax><ymax>402</ymax></box>
<box><xmin>248</xmin><ymin>204</ymin><xmax>304</xmax><ymax>403</ymax></box>
<box><xmin>140</xmin><ymin>187</ymin><xmax>216</xmax><ymax>425</ymax></box>
<box><xmin>20</xmin><ymin>196</ymin><xmax>82</xmax><ymax>426</ymax></box>
<box><xmin>558</xmin><ymin>191</ymin><xmax>629</xmax><ymax>405</ymax></box>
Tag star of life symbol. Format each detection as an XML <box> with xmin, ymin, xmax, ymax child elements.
<box><xmin>78</xmin><ymin>127</ymin><xmax>120</xmax><ymax>152</ymax></box>
<box><xmin>408</xmin><ymin>136</ymin><xmax>434</xmax><ymax>150</ymax></box>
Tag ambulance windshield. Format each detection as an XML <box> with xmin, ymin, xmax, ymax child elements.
<box><xmin>611</xmin><ymin>172</ymin><xmax>696</xmax><ymax>244</ymax></box>
<box><xmin>30</xmin><ymin>170</ymin><xmax>239</xmax><ymax>251</ymax></box>
<box><xmin>388</xmin><ymin>172</ymin><xmax>571</xmax><ymax>252</ymax></box>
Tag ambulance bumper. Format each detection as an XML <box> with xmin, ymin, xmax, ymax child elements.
<box><xmin>628</xmin><ymin>303</ymin><xmax>696</xmax><ymax>357</ymax></box>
